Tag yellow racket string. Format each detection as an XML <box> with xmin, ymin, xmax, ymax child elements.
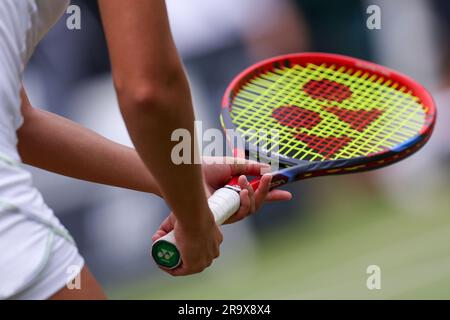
<box><xmin>230</xmin><ymin>63</ymin><xmax>426</xmax><ymax>161</ymax></box>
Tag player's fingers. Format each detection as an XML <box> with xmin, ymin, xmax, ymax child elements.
<box><xmin>214</xmin><ymin>244</ymin><xmax>220</xmax><ymax>258</ymax></box>
<box><xmin>164</xmin><ymin>266</ymin><xmax>189</xmax><ymax>277</ymax></box>
<box><xmin>151</xmin><ymin>230</ymin><xmax>168</xmax><ymax>242</ymax></box>
<box><xmin>159</xmin><ymin>216</ymin><xmax>175</xmax><ymax>233</ymax></box>
<box><xmin>166</xmin><ymin>263</ymin><xmax>207</xmax><ymax>276</ymax></box>
<box><xmin>254</xmin><ymin>174</ymin><xmax>272</xmax><ymax>210</ymax></box>
<box><xmin>265</xmin><ymin>190</ymin><xmax>293</xmax><ymax>202</ymax></box>
<box><xmin>227</xmin><ymin>158</ymin><xmax>271</xmax><ymax>177</ymax></box>
<box><xmin>224</xmin><ymin>188</ymin><xmax>250</xmax><ymax>224</ymax></box>
<box><xmin>217</xmin><ymin>229</ymin><xmax>224</xmax><ymax>245</ymax></box>
<box><xmin>239</xmin><ymin>175</ymin><xmax>256</xmax><ymax>213</ymax></box>
<box><xmin>152</xmin><ymin>215</ymin><xmax>176</xmax><ymax>242</ymax></box>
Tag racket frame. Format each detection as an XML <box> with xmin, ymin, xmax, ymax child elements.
<box><xmin>220</xmin><ymin>52</ymin><xmax>436</xmax><ymax>190</ymax></box>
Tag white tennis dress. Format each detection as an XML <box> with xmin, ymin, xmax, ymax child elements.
<box><xmin>0</xmin><ymin>0</ymin><xmax>84</xmax><ymax>299</ymax></box>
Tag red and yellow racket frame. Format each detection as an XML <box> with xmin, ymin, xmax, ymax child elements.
<box><xmin>220</xmin><ymin>53</ymin><xmax>436</xmax><ymax>189</ymax></box>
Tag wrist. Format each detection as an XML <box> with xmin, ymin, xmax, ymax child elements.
<box><xmin>177</xmin><ymin>207</ymin><xmax>215</xmax><ymax>232</ymax></box>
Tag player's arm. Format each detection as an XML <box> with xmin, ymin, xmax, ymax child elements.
<box><xmin>98</xmin><ymin>0</ymin><xmax>222</xmax><ymax>274</ymax></box>
<box><xmin>17</xmin><ymin>89</ymin><xmax>161</xmax><ymax>195</ymax></box>
<box><xmin>98</xmin><ymin>0</ymin><xmax>211</xmax><ymax>227</ymax></box>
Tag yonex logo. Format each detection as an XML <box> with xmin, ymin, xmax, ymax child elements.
<box><xmin>157</xmin><ymin>249</ymin><xmax>175</xmax><ymax>261</ymax></box>
<box><xmin>270</xmin><ymin>178</ymin><xmax>287</xmax><ymax>188</ymax></box>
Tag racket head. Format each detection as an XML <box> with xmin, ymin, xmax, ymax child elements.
<box><xmin>220</xmin><ymin>52</ymin><xmax>436</xmax><ymax>182</ymax></box>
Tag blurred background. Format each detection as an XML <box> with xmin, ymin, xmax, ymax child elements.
<box><xmin>23</xmin><ymin>0</ymin><xmax>449</xmax><ymax>299</ymax></box>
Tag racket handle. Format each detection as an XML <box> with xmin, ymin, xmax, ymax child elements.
<box><xmin>151</xmin><ymin>187</ymin><xmax>241</xmax><ymax>269</ymax></box>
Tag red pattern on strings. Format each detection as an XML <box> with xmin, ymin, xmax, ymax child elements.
<box><xmin>272</xmin><ymin>106</ymin><xmax>321</xmax><ymax>130</ymax></box>
<box><xmin>303</xmin><ymin>79</ymin><xmax>352</xmax><ymax>102</ymax></box>
<box><xmin>294</xmin><ymin>133</ymin><xmax>352</xmax><ymax>159</ymax></box>
<box><xmin>324</xmin><ymin>106</ymin><xmax>383</xmax><ymax>132</ymax></box>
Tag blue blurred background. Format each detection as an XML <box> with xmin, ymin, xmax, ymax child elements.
<box><xmin>24</xmin><ymin>0</ymin><xmax>450</xmax><ymax>299</ymax></box>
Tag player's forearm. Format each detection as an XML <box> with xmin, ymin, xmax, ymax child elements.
<box><xmin>99</xmin><ymin>0</ymin><xmax>211</xmax><ymax>226</ymax></box>
<box><xmin>17</xmin><ymin>105</ymin><xmax>161</xmax><ymax>195</ymax></box>
<box><xmin>116</xmin><ymin>74</ymin><xmax>210</xmax><ymax>225</ymax></box>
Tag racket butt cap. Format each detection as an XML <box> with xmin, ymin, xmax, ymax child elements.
<box><xmin>151</xmin><ymin>239</ymin><xmax>181</xmax><ymax>269</ymax></box>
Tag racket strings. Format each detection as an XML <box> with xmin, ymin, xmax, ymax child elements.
<box><xmin>235</xmin><ymin>64</ymin><xmax>329</xmax><ymax>160</ymax></box>
<box><xmin>291</xmin><ymin>64</ymin><xmax>364</xmax><ymax>160</ymax></box>
<box><xmin>230</xmin><ymin>63</ymin><xmax>426</xmax><ymax>161</ymax></box>
<box><xmin>233</xmin><ymin>64</ymin><xmax>361</xmax><ymax>160</ymax></box>
<box><xmin>282</xmin><ymin>65</ymin><xmax>353</xmax><ymax>160</ymax></box>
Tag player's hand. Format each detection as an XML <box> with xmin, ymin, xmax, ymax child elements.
<box><xmin>202</xmin><ymin>157</ymin><xmax>292</xmax><ymax>224</ymax></box>
<box><xmin>152</xmin><ymin>212</ymin><xmax>222</xmax><ymax>276</ymax></box>
<box><xmin>152</xmin><ymin>157</ymin><xmax>292</xmax><ymax>276</ymax></box>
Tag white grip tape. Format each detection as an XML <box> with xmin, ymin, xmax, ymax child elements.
<box><xmin>154</xmin><ymin>187</ymin><xmax>240</xmax><ymax>246</ymax></box>
<box><xmin>207</xmin><ymin>187</ymin><xmax>241</xmax><ymax>225</ymax></box>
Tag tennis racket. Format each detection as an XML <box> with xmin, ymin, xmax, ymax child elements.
<box><xmin>152</xmin><ymin>52</ymin><xmax>436</xmax><ymax>269</ymax></box>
